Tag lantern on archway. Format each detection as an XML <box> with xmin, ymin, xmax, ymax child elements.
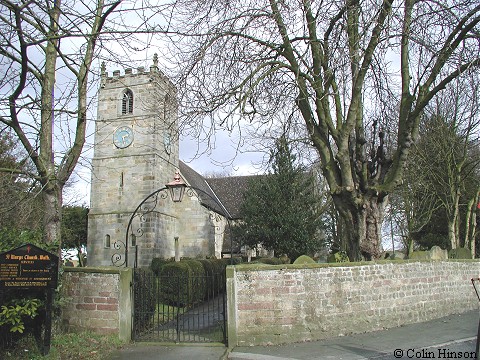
<box><xmin>166</xmin><ymin>171</ymin><xmax>187</xmax><ymax>202</ymax></box>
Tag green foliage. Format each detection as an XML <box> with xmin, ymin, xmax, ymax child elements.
<box><xmin>414</xmin><ymin>232</ymin><xmax>449</xmax><ymax>251</ymax></box>
<box><xmin>61</xmin><ymin>205</ymin><xmax>88</xmax><ymax>266</ymax></box>
<box><xmin>408</xmin><ymin>251</ymin><xmax>430</xmax><ymax>260</ymax></box>
<box><xmin>0</xmin><ymin>298</ymin><xmax>41</xmax><ymax>333</ymax></box>
<box><xmin>220</xmin><ymin>257</ymin><xmax>241</xmax><ymax>266</ymax></box>
<box><xmin>183</xmin><ymin>260</ymin><xmax>207</xmax><ymax>300</ymax></box>
<box><xmin>0</xmin><ymin>332</ymin><xmax>125</xmax><ymax>360</ymax></box>
<box><xmin>235</xmin><ymin>135</ymin><xmax>325</xmax><ymax>260</ymax></box>
<box><xmin>133</xmin><ymin>268</ymin><xmax>157</xmax><ymax>333</ymax></box>
<box><xmin>383</xmin><ymin>252</ymin><xmax>401</xmax><ymax>261</ymax></box>
<box><xmin>293</xmin><ymin>255</ymin><xmax>316</xmax><ymax>264</ymax></box>
<box><xmin>327</xmin><ymin>251</ymin><xmax>350</xmax><ymax>263</ymax></box>
<box><xmin>198</xmin><ymin>259</ymin><xmax>216</xmax><ymax>274</ymax></box>
<box><xmin>159</xmin><ymin>261</ymin><xmax>199</xmax><ymax>306</ymax></box>
<box><xmin>158</xmin><ymin>259</ymin><xmax>229</xmax><ymax>306</ymax></box>
<box><xmin>197</xmin><ymin>259</ymin><xmax>217</xmax><ymax>297</ymax></box>
<box><xmin>150</xmin><ymin>257</ymin><xmax>174</xmax><ymax>275</ymax></box>
<box><xmin>448</xmin><ymin>248</ymin><xmax>472</xmax><ymax>259</ymax></box>
<box><xmin>0</xmin><ymin>228</ymin><xmax>43</xmax><ymax>253</ymax></box>
<box><xmin>256</xmin><ymin>257</ymin><xmax>283</xmax><ymax>265</ymax></box>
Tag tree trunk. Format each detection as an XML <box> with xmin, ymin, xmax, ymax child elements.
<box><xmin>42</xmin><ymin>181</ymin><xmax>63</xmax><ymax>245</ymax></box>
<box><xmin>333</xmin><ymin>193</ymin><xmax>386</xmax><ymax>261</ymax></box>
<box><xmin>448</xmin><ymin>179</ymin><xmax>464</xmax><ymax>249</ymax></box>
<box><xmin>449</xmin><ymin>191</ymin><xmax>461</xmax><ymax>249</ymax></box>
<box><xmin>448</xmin><ymin>219</ymin><xmax>457</xmax><ymax>250</ymax></box>
<box><xmin>465</xmin><ymin>189</ymin><xmax>479</xmax><ymax>258</ymax></box>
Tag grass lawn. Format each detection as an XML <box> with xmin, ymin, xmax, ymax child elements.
<box><xmin>0</xmin><ymin>332</ymin><xmax>126</xmax><ymax>360</ymax></box>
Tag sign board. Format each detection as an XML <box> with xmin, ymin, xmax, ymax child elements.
<box><xmin>0</xmin><ymin>243</ymin><xmax>59</xmax><ymax>289</ymax></box>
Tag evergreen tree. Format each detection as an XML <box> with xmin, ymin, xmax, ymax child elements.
<box><xmin>236</xmin><ymin>136</ymin><xmax>324</xmax><ymax>260</ymax></box>
<box><xmin>61</xmin><ymin>205</ymin><xmax>88</xmax><ymax>266</ymax></box>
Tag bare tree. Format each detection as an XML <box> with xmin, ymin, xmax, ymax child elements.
<box><xmin>0</xmin><ymin>0</ymin><xmax>122</xmax><ymax>245</ymax></box>
<box><xmin>151</xmin><ymin>0</ymin><xmax>480</xmax><ymax>260</ymax></box>
<box><xmin>398</xmin><ymin>74</ymin><xmax>480</xmax><ymax>254</ymax></box>
<box><xmin>425</xmin><ymin>79</ymin><xmax>480</xmax><ymax>251</ymax></box>
<box><xmin>0</xmin><ymin>131</ymin><xmax>42</xmax><ymax>230</ymax></box>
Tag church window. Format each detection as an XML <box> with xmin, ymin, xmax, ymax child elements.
<box><xmin>131</xmin><ymin>234</ymin><xmax>137</xmax><ymax>247</ymax></box>
<box><xmin>104</xmin><ymin>234</ymin><xmax>111</xmax><ymax>248</ymax></box>
<box><xmin>122</xmin><ymin>89</ymin><xmax>133</xmax><ymax>114</ymax></box>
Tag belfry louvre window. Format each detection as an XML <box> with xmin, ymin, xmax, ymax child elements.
<box><xmin>122</xmin><ymin>89</ymin><xmax>133</xmax><ymax>114</ymax></box>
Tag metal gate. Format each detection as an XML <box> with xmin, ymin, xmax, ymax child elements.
<box><xmin>132</xmin><ymin>269</ymin><xmax>227</xmax><ymax>343</ymax></box>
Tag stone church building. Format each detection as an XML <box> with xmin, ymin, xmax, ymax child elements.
<box><xmin>87</xmin><ymin>56</ymin><xmax>250</xmax><ymax>267</ymax></box>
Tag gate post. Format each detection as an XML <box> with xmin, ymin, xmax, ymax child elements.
<box><xmin>226</xmin><ymin>266</ymin><xmax>237</xmax><ymax>348</ymax></box>
<box><xmin>119</xmin><ymin>267</ymin><xmax>133</xmax><ymax>342</ymax></box>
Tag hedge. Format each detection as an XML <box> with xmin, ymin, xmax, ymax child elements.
<box><xmin>156</xmin><ymin>258</ymin><xmax>233</xmax><ymax>306</ymax></box>
<box><xmin>158</xmin><ymin>261</ymin><xmax>197</xmax><ymax>306</ymax></box>
<box><xmin>133</xmin><ymin>268</ymin><xmax>157</xmax><ymax>333</ymax></box>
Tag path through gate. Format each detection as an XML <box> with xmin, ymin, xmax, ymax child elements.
<box><xmin>132</xmin><ymin>268</ymin><xmax>227</xmax><ymax>343</ymax></box>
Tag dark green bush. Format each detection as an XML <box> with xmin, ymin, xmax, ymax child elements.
<box><xmin>182</xmin><ymin>260</ymin><xmax>206</xmax><ymax>300</ymax></box>
<box><xmin>198</xmin><ymin>259</ymin><xmax>214</xmax><ymax>273</ymax></box>
<box><xmin>157</xmin><ymin>258</ymin><xmax>231</xmax><ymax>306</ymax></box>
<box><xmin>133</xmin><ymin>268</ymin><xmax>156</xmax><ymax>334</ymax></box>
<box><xmin>212</xmin><ymin>259</ymin><xmax>229</xmax><ymax>293</ymax></box>
<box><xmin>182</xmin><ymin>259</ymin><xmax>205</xmax><ymax>276</ymax></box>
<box><xmin>201</xmin><ymin>259</ymin><xmax>228</xmax><ymax>298</ymax></box>
<box><xmin>158</xmin><ymin>261</ymin><xmax>191</xmax><ymax>306</ymax></box>
<box><xmin>327</xmin><ymin>251</ymin><xmax>350</xmax><ymax>263</ymax></box>
<box><xmin>449</xmin><ymin>248</ymin><xmax>472</xmax><ymax>259</ymax></box>
<box><xmin>0</xmin><ymin>289</ymin><xmax>45</xmax><ymax>350</ymax></box>
<box><xmin>150</xmin><ymin>257</ymin><xmax>174</xmax><ymax>275</ymax></box>
<box><xmin>293</xmin><ymin>255</ymin><xmax>316</xmax><ymax>264</ymax></box>
<box><xmin>210</xmin><ymin>259</ymin><xmax>225</xmax><ymax>276</ymax></box>
<box><xmin>409</xmin><ymin>251</ymin><xmax>430</xmax><ymax>260</ymax></box>
<box><xmin>257</xmin><ymin>257</ymin><xmax>283</xmax><ymax>265</ymax></box>
<box><xmin>0</xmin><ymin>297</ymin><xmax>41</xmax><ymax>333</ymax></box>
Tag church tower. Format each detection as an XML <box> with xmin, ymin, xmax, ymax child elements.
<box><xmin>87</xmin><ymin>55</ymin><xmax>179</xmax><ymax>267</ymax></box>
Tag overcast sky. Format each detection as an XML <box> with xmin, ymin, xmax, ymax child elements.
<box><xmin>65</xmin><ymin>129</ymin><xmax>266</xmax><ymax>207</ymax></box>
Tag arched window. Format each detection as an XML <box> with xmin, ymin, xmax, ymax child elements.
<box><xmin>122</xmin><ymin>89</ymin><xmax>133</xmax><ymax>114</ymax></box>
<box><xmin>104</xmin><ymin>234</ymin><xmax>111</xmax><ymax>248</ymax></box>
<box><xmin>131</xmin><ymin>234</ymin><xmax>137</xmax><ymax>247</ymax></box>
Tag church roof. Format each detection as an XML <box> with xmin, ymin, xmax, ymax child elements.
<box><xmin>206</xmin><ymin>175</ymin><xmax>261</xmax><ymax>220</ymax></box>
<box><xmin>179</xmin><ymin>161</ymin><xmax>260</xmax><ymax>220</ymax></box>
<box><xmin>178</xmin><ymin>161</ymin><xmax>231</xmax><ymax>218</ymax></box>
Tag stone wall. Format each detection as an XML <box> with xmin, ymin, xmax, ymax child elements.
<box><xmin>226</xmin><ymin>260</ymin><xmax>480</xmax><ymax>346</ymax></box>
<box><xmin>61</xmin><ymin>267</ymin><xmax>132</xmax><ymax>341</ymax></box>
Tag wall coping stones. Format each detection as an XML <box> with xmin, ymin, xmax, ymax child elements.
<box><xmin>228</xmin><ymin>258</ymin><xmax>480</xmax><ymax>272</ymax></box>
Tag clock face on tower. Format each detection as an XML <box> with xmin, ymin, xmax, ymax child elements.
<box><xmin>113</xmin><ymin>126</ymin><xmax>134</xmax><ymax>148</ymax></box>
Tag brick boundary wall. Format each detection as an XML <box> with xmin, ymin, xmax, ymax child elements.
<box><xmin>61</xmin><ymin>267</ymin><xmax>132</xmax><ymax>341</ymax></box>
<box><xmin>226</xmin><ymin>260</ymin><xmax>480</xmax><ymax>347</ymax></box>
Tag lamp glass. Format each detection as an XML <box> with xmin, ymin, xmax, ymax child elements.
<box><xmin>169</xmin><ymin>185</ymin><xmax>185</xmax><ymax>202</ymax></box>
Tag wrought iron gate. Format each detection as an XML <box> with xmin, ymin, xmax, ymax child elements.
<box><xmin>132</xmin><ymin>268</ymin><xmax>227</xmax><ymax>343</ymax></box>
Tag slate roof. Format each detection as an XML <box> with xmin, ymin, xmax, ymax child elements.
<box><xmin>179</xmin><ymin>161</ymin><xmax>261</xmax><ymax>220</ymax></box>
<box><xmin>206</xmin><ymin>175</ymin><xmax>262</xmax><ymax>220</ymax></box>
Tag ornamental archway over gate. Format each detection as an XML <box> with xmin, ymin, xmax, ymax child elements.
<box><xmin>111</xmin><ymin>173</ymin><xmax>233</xmax><ymax>344</ymax></box>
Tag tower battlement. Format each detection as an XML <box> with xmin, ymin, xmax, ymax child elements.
<box><xmin>100</xmin><ymin>54</ymin><xmax>176</xmax><ymax>91</ymax></box>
